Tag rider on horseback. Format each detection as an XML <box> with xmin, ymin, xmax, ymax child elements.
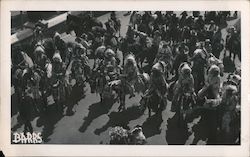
<box><xmin>102</xmin><ymin>48</ymin><xmax>120</xmax><ymax>82</ymax></box>
<box><xmin>154</xmin><ymin>41</ymin><xmax>173</xmax><ymax>79</ymax></box>
<box><xmin>171</xmin><ymin>62</ymin><xmax>196</xmax><ymax>112</ymax></box>
<box><xmin>123</xmin><ymin>54</ymin><xmax>139</xmax><ymax>98</ymax></box>
<box><xmin>51</xmin><ymin>51</ymin><xmax>69</xmax><ymax>112</ymax></box>
<box><xmin>143</xmin><ymin>61</ymin><xmax>168</xmax><ymax>103</ymax></box>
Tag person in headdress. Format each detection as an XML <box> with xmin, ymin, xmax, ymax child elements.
<box><xmin>123</xmin><ymin>54</ymin><xmax>139</xmax><ymax>98</ymax></box>
<box><xmin>102</xmin><ymin>48</ymin><xmax>119</xmax><ymax>82</ymax></box>
<box><xmin>28</xmin><ymin>67</ymin><xmax>43</xmax><ymax>113</ymax></box>
<box><xmin>191</xmin><ymin>43</ymin><xmax>207</xmax><ymax>92</ymax></box>
<box><xmin>154</xmin><ymin>41</ymin><xmax>173</xmax><ymax>79</ymax></box>
<box><xmin>144</xmin><ymin>61</ymin><xmax>168</xmax><ymax>101</ymax></box>
<box><xmin>206</xmin><ymin>65</ymin><xmax>221</xmax><ymax>98</ymax></box>
<box><xmin>51</xmin><ymin>51</ymin><xmax>68</xmax><ymax>111</ymax></box>
<box><xmin>175</xmin><ymin>62</ymin><xmax>195</xmax><ymax>96</ymax></box>
<box><xmin>171</xmin><ymin>62</ymin><xmax>196</xmax><ymax>116</ymax></box>
<box><xmin>172</xmin><ymin>42</ymin><xmax>190</xmax><ymax>79</ymax></box>
<box><xmin>196</xmin><ymin>15</ymin><xmax>205</xmax><ymax>30</ymax></box>
<box><xmin>53</xmin><ymin>32</ymin><xmax>67</xmax><ymax>62</ymax></box>
<box><xmin>218</xmin><ymin>84</ymin><xmax>240</xmax><ymax>144</ymax></box>
<box><xmin>145</xmin><ymin>30</ymin><xmax>161</xmax><ymax>68</ymax></box>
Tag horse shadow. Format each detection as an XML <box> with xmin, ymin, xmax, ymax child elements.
<box><xmin>11</xmin><ymin>92</ymin><xmax>19</xmax><ymax>117</ymax></box>
<box><xmin>78</xmin><ymin>98</ymin><xmax>115</xmax><ymax>133</ymax></box>
<box><xmin>141</xmin><ymin>113</ymin><xmax>163</xmax><ymax>138</ymax></box>
<box><xmin>191</xmin><ymin>109</ymin><xmax>220</xmax><ymax>145</ymax></box>
<box><xmin>66</xmin><ymin>84</ymin><xmax>86</xmax><ymax>116</ymax></box>
<box><xmin>94</xmin><ymin>105</ymin><xmax>144</xmax><ymax>135</ymax></box>
<box><xmin>165</xmin><ymin>113</ymin><xmax>189</xmax><ymax>145</ymax></box>
<box><xmin>11</xmin><ymin>95</ymin><xmax>41</xmax><ymax>132</ymax></box>
<box><xmin>36</xmin><ymin>104</ymin><xmax>64</xmax><ymax>143</ymax></box>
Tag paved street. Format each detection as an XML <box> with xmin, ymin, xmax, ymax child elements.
<box><xmin>11</xmin><ymin>11</ymin><xmax>241</xmax><ymax>144</ymax></box>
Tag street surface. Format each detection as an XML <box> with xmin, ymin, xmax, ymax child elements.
<box><xmin>11</xmin><ymin>11</ymin><xmax>241</xmax><ymax>144</ymax></box>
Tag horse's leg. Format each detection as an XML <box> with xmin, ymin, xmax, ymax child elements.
<box><xmin>148</xmin><ymin>106</ymin><xmax>151</xmax><ymax>117</ymax></box>
<box><xmin>238</xmin><ymin>51</ymin><xmax>241</xmax><ymax>62</ymax></box>
<box><xmin>229</xmin><ymin>49</ymin><xmax>232</xmax><ymax>59</ymax></box>
<box><xmin>119</xmin><ymin>27</ymin><xmax>121</xmax><ymax>37</ymax></box>
<box><xmin>41</xmin><ymin>90</ymin><xmax>48</xmax><ymax>112</ymax></box>
<box><xmin>118</xmin><ymin>90</ymin><xmax>126</xmax><ymax>112</ymax></box>
<box><xmin>233</xmin><ymin>52</ymin><xmax>236</xmax><ymax>64</ymax></box>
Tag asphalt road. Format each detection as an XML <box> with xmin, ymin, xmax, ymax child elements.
<box><xmin>11</xmin><ymin>11</ymin><xmax>241</xmax><ymax>145</ymax></box>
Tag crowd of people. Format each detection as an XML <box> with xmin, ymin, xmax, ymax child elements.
<box><xmin>11</xmin><ymin>11</ymin><xmax>241</xmax><ymax>145</ymax></box>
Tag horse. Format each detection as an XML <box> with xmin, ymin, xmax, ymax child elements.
<box><xmin>171</xmin><ymin>62</ymin><xmax>197</xmax><ymax>128</ymax></box>
<box><xmin>225</xmin><ymin>30</ymin><xmax>241</xmax><ymax>63</ymax></box>
<box><xmin>153</xmin><ymin>41</ymin><xmax>174</xmax><ymax>80</ymax></box>
<box><xmin>109</xmin><ymin>12</ymin><xmax>121</xmax><ymax>35</ymax></box>
<box><xmin>129</xmin><ymin>11</ymin><xmax>142</xmax><ymax>30</ymax></box>
<box><xmin>139</xmin><ymin>61</ymin><xmax>169</xmax><ymax>117</ymax></box>
<box><xmin>191</xmin><ymin>49</ymin><xmax>207</xmax><ymax>93</ymax></box>
<box><xmin>33</xmin><ymin>37</ymin><xmax>56</xmax><ymax>62</ymax></box>
<box><xmin>139</xmin><ymin>89</ymin><xmax>166</xmax><ymax>117</ymax></box>
<box><xmin>65</xmin><ymin>56</ymin><xmax>90</xmax><ymax>115</ymax></box>
<box><xmin>105</xmin><ymin>54</ymin><xmax>149</xmax><ymax>111</ymax></box>
<box><xmin>66</xmin><ymin>13</ymin><xmax>103</xmax><ymax>37</ymax></box>
<box><xmin>50</xmin><ymin>53</ymin><xmax>71</xmax><ymax>113</ymax></box>
<box><xmin>34</xmin><ymin>58</ymin><xmax>53</xmax><ymax>109</ymax></box>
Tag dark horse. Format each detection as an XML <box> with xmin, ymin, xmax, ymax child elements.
<box><xmin>226</xmin><ymin>31</ymin><xmax>241</xmax><ymax>63</ymax></box>
<box><xmin>66</xmin><ymin>13</ymin><xmax>103</xmax><ymax>37</ymax></box>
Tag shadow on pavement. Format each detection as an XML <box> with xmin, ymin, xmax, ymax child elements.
<box><xmin>78</xmin><ymin>98</ymin><xmax>115</xmax><ymax>133</ymax></box>
<box><xmin>165</xmin><ymin>114</ymin><xmax>189</xmax><ymax>145</ymax></box>
<box><xmin>94</xmin><ymin>105</ymin><xmax>144</xmax><ymax>135</ymax></box>
<box><xmin>36</xmin><ymin>104</ymin><xmax>64</xmax><ymax>142</ymax></box>
<box><xmin>11</xmin><ymin>93</ymin><xmax>19</xmax><ymax>117</ymax></box>
<box><xmin>141</xmin><ymin>113</ymin><xmax>163</xmax><ymax>138</ymax></box>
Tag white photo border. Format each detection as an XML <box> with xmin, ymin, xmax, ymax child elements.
<box><xmin>1</xmin><ymin>0</ymin><xmax>249</xmax><ymax>156</ymax></box>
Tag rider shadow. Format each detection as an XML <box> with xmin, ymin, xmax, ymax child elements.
<box><xmin>165</xmin><ymin>114</ymin><xmax>189</xmax><ymax>145</ymax></box>
<box><xmin>11</xmin><ymin>97</ymin><xmax>40</xmax><ymax>132</ymax></box>
<box><xmin>78</xmin><ymin>98</ymin><xmax>115</xmax><ymax>133</ymax></box>
<box><xmin>11</xmin><ymin>92</ymin><xmax>20</xmax><ymax>117</ymax></box>
<box><xmin>191</xmin><ymin>109</ymin><xmax>219</xmax><ymax>145</ymax></box>
<box><xmin>36</xmin><ymin>104</ymin><xmax>64</xmax><ymax>143</ymax></box>
<box><xmin>191</xmin><ymin>117</ymin><xmax>209</xmax><ymax>145</ymax></box>
<box><xmin>66</xmin><ymin>84</ymin><xmax>87</xmax><ymax>115</ymax></box>
<box><xmin>141</xmin><ymin>113</ymin><xmax>163</xmax><ymax>138</ymax></box>
<box><xmin>94</xmin><ymin>105</ymin><xmax>144</xmax><ymax>135</ymax></box>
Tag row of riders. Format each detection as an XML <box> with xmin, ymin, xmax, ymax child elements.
<box><xmin>11</xmin><ymin>11</ymin><xmax>240</xmax><ymax>144</ymax></box>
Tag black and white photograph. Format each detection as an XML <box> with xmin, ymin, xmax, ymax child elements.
<box><xmin>10</xmin><ymin>10</ymin><xmax>242</xmax><ymax>145</ymax></box>
<box><xmin>1</xmin><ymin>0</ymin><xmax>250</xmax><ymax>156</ymax></box>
